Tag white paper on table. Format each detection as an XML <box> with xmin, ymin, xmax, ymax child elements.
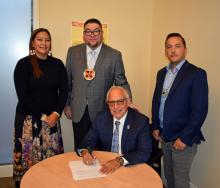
<box><xmin>69</xmin><ymin>160</ymin><xmax>107</xmax><ymax>181</ymax></box>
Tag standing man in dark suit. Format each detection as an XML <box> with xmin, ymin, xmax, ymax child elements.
<box><xmin>152</xmin><ymin>33</ymin><xmax>208</xmax><ymax>188</ymax></box>
<box><xmin>64</xmin><ymin>18</ymin><xmax>131</xmax><ymax>150</ymax></box>
<box><xmin>78</xmin><ymin>86</ymin><xmax>152</xmax><ymax>174</ymax></box>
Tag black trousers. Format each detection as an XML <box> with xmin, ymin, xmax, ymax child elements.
<box><xmin>15</xmin><ymin>181</ymin><xmax>20</xmax><ymax>188</ymax></box>
<box><xmin>72</xmin><ymin>106</ymin><xmax>92</xmax><ymax>150</ymax></box>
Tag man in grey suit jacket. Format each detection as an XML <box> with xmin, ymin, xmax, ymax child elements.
<box><xmin>64</xmin><ymin>18</ymin><xmax>131</xmax><ymax>150</ymax></box>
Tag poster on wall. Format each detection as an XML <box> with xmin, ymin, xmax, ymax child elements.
<box><xmin>71</xmin><ymin>21</ymin><xmax>108</xmax><ymax>46</ymax></box>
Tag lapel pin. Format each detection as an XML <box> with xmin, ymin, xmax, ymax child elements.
<box><xmin>127</xmin><ymin>125</ymin><xmax>130</xmax><ymax>130</ymax></box>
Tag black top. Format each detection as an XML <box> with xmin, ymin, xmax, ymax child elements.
<box><xmin>14</xmin><ymin>55</ymin><xmax>68</xmax><ymax>116</ymax></box>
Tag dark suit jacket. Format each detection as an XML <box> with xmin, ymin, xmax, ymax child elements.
<box><xmin>79</xmin><ymin>108</ymin><xmax>152</xmax><ymax>165</ymax></box>
<box><xmin>152</xmin><ymin>60</ymin><xmax>208</xmax><ymax>146</ymax></box>
<box><xmin>65</xmin><ymin>43</ymin><xmax>131</xmax><ymax>123</ymax></box>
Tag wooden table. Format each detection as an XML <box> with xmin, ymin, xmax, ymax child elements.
<box><xmin>21</xmin><ymin>151</ymin><xmax>163</xmax><ymax>188</ymax></box>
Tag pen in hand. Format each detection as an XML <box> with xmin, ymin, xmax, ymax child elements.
<box><xmin>82</xmin><ymin>150</ymin><xmax>96</xmax><ymax>165</ymax></box>
<box><xmin>90</xmin><ymin>153</ymin><xmax>97</xmax><ymax>165</ymax></box>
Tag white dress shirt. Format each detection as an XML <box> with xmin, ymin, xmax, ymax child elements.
<box><xmin>86</xmin><ymin>43</ymin><xmax>102</xmax><ymax>69</ymax></box>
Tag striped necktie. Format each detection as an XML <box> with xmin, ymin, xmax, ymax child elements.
<box><xmin>111</xmin><ymin>121</ymin><xmax>120</xmax><ymax>153</ymax></box>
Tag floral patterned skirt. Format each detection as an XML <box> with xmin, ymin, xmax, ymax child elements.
<box><xmin>13</xmin><ymin>114</ymin><xmax>64</xmax><ymax>182</ymax></box>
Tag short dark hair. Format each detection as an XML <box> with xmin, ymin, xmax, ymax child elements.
<box><xmin>84</xmin><ymin>18</ymin><xmax>102</xmax><ymax>29</ymax></box>
<box><xmin>165</xmin><ymin>33</ymin><xmax>186</xmax><ymax>47</ymax></box>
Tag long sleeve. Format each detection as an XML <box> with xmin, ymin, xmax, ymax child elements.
<box><xmin>180</xmin><ymin>69</ymin><xmax>208</xmax><ymax>145</ymax></box>
<box><xmin>14</xmin><ymin>58</ymin><xmax>41</xmax><ymax>114</ymax></box>
<box><xmin>152</xmin><ymin>69</ymin><xmax>165</xmax><ymax>131</ymax></box>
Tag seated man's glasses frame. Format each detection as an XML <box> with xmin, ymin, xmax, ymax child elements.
<box><xmin>107</xmin><ymin>98</ymin><xmax>128</xmax><ymax>107</ymax></box>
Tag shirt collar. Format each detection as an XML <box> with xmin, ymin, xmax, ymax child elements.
<box><xmin>166</xmin><ymin>59</ymin><xmax>186</xmax><ymax>74</ymax></box>
<box><xmin>113</xmin><ymin>111</ymin><xmax>128</xmax><ymax>126</ymax></box>
<box><xmin>86</xmin><ymin>43</ymin><xmax>102</xmax><ymax>55</ymax></box>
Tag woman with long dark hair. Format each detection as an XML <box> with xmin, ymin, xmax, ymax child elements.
<box><xmin>13</xmin><ymin>28</ymin><xmax>68</xmax><ymax>188</ymax></box>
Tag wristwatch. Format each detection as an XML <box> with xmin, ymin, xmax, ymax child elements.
<box><xmin>115</xmin><ymin>156</ymin><xmax>124</xmax><ymax>166</ymax></box>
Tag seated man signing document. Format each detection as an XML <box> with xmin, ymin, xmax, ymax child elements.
<box><xmin>78</xmin><ymin>86</ymin><xmax>152</xmax><ymax>174</ymax></box>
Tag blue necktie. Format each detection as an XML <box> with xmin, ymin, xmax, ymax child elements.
<box><xmin>111</xmin><ymin>121</ymin><xmax>120</xmax><ymax>153</ymax></box>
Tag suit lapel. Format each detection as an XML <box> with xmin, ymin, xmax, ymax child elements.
<box><xmin>93</xmin><ymin>43</ymin><xmax>106</xmax><ymax>74</ymax></box>
<box><xmin>168</xmin><ymin>61</ymin><xmax>189</xmax><ymax>97</ymax></box>
<box><xmin>80</xmin><ymin>44</ymin><xmax>87</xmax><ymax>71</ymax></box>
<box><xmin>105</xmin><ymin>111</ymin><xmax>114</xmax><ymax>151</ymax></box>
<box><xmin>158</xmin><ymin>68</ymin><xmax>167</xmax><ymax>98</ymax></box>
<box><xmin>81</xmin><ymin>44</ymin><xmax>92</xmax><ymax>87</ymax></box>
<box><xmin>121</xmin><ymin>109</ymin><xmax>133</xmax><ymax>152</ymax></box>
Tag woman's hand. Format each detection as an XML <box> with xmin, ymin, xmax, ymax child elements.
<box><xmin>45</xmin><ymin>112</ymin><xmax>59</xmax><ymax>127</ymax></box>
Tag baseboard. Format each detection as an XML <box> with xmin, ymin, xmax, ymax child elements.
<box><xmin>0</xmin><ymin>164</ymin><xmax>13</xmax><ymax>177</ymax></box>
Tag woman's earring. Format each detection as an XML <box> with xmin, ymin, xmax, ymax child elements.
<box><xmin>48</xmin><ymin>51</ymin><xmax>52</xmax><ymax>56</ymax></box>
<box><xmin>30</xmin><ymin>50</ymin><xmax>35</xmax><ymax>55</ymax></box>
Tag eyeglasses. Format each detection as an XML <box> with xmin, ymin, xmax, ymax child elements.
<box><xmin>107</xmin><ymin>98</ymin><xmax>128</xmax><ymax>107</ymax></box>
<box><xmin>84</xmin><ymin>29</ymin><xmax>101</xmax><ymax>36</ymax></box>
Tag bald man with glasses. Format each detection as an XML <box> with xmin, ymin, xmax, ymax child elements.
<box><xmin>78</xmin><ymin>86</ymin><xmax>152</xmax><ymax>174</ymax></box>
<box><xmin>64</xmin><ymin>18</ymin><xmax>131</xmax><ymax>151</ymax></box>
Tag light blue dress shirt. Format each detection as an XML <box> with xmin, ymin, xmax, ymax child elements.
<box><xmin>159</xmin><ymin>60</ymin><xmax>185</xmax><ymax>128</ymax></box>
